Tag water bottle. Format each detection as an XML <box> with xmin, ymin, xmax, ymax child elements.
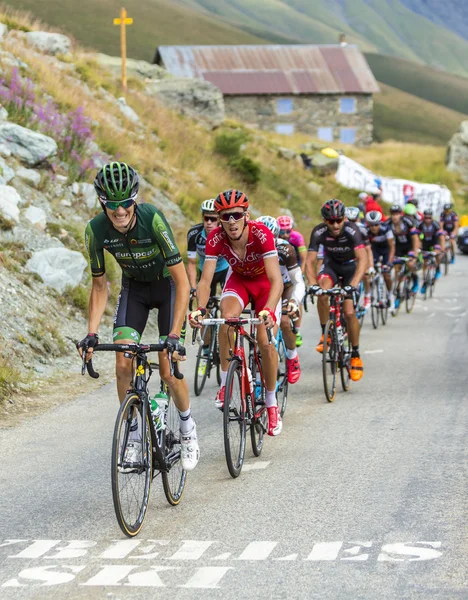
<box><xmin>246</xmin><ymin>367</ymin><xmax>254</xmax><ymax>396</ymax></box>
<box><xmin>150</xmin><ymin>391</ymin><xmax>168</xmax><ymax>431</ymax></box>
<box><xmin>255</xmin><ymin>370</ymin><xmax>262</xmax><ymax>400</ymax></box>
<box><xmin>336</xmin><ymin>312</ymin><xmax>344</xmax><ymax>346</ymax></box>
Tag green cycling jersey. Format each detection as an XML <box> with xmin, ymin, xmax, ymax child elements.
<box><xmin>85</xmin><ymin>203</ymin><xmax>182</xmax><ymax>282</ymax></box>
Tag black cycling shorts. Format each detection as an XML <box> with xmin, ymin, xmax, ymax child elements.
<box><xmin>318</xmin><ymin>259</ymin><xmax>356</xmax><ymax>286</ymax></box>
<box><xmin>395</xmin><ymin>243</ymin><xmax>411</xmax><ymax>258</ymax></box>
<box><xmin>113</xmin><ymin>276</ymin><xmax>175</xmax><ymax>343</ymax></box>
<box><xmin>372</xmin><ymin>247</ymin><xmax>390</xmax><ymax>265</ymax></box>
<box><xmin>198</xmin><ymin>267</ymin><xmax>229</xmax><ymax>298</ymax></box>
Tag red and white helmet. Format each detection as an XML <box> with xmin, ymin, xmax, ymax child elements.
<box><xmin>277</xmin><ymin>215</ymin><xmax>294</xmax><ymax>230</ymax></box>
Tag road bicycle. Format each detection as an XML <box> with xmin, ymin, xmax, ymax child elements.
<box><xmin>310</xmin><ymin>287</ymin><xmax>352</xmax><ymax>403</ymax></box>
<box><xmin>192</xmin><ymin>297</ymin><xmax>221</xmax><ymax>396</ymax></box>
<box><xmin>275</xmin><ymin>308</ymin><xmax>298</xmax><ymax>418</ymax></box>
<box><xmin>81</xmin><ymin>343</ymin><xmax>186</xmax><ymax>537</ymax></box>
<box><xmin>200</xmin><ymin>314</ymin><xmax>272</xmax><ymax>478</ymax></box>
<box><xmin>442</xmin><ymin>234</ymin><xmax>453</xmax><ymax>275</ymax></box>
<box><xmin>422</xmin><ymin>250</ymin><xmax>438</xmax><ymax>299</ymax></box>
<box><xmin>355</xmin><ymin>280</ymin><xmax>366</xmax><ymax>327</ymax></box>
<box><xmin>392</xmin><ymin>256</ymin><xmax>417</xmax><ymax>315</ymax></box>
<box><xmin>370</xmin><ymin>261</ymin><xmax>390</xmax><ymax>329</ymax></box>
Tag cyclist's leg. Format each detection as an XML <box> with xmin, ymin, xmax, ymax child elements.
<box><xmin>113</xmin><ymin>278</ymin><xmax>150</xmax><ymax>402</ymax></box>
<box><xmin>340</xmin><ymin>262</ymin><xmax>364</xmax><ymax>381</ymax></box>
<box><xmin>316</xmin><ymin>263</ymin><xmax>335</xmax><ymax>351</ymax></box>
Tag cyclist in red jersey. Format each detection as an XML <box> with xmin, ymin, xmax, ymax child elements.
<box><xmin>189</xmin><ymin>189</ymin><xmax>284</xmax><ymax>436</ymax></box>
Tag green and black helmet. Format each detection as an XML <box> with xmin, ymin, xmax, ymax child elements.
<box><xmin>94</xmin><ymin>162</ymin><xmax>139</xmax><ymax>202</ymax></box>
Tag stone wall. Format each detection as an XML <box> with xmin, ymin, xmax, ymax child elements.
<box><xmin>224</xmin><ymin>94</ymin><xmax>374</xmax><ymax>146</ymax></box>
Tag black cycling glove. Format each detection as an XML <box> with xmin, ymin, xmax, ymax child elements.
<box><xmin>77</xmin><ymin>333</ymin><xmax>99</xmax><ymax>350</ymax></box>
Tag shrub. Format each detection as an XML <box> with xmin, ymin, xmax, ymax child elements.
<box><xmin>229</xmin><ymin>155</ymin><xmax>261</xmax><ymax>185</ymax></box>
<box><xmin>0</xmin><ymin>355</ymin><xmax>19</xmax><ymax>404</ymax></box>
<box><xmin>214</xmin><ymin>130</ymin><xmax>248</xmax><ymax>159</ymax></box>
<box><xmin>63</xmin><ymin>285</ymin><xmax>89</xmax><ymax>312</ymax></box>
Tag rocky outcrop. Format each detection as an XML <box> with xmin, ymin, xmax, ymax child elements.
<box><xmin>446</xmin><ymin>120</ymin><xmax>468</xmax><ymax>181</ymax></box>
<box><xmin>146</xmin><ymin>78</ymin><xmax>224</xmax><ymax>129</ymax></box>
<box><xmin>0</xmin><ymin>185</ymin><xmax>21</xmax><ymax>224</ymax></box>
<box><xmin>25</xmin><ymin>31</ymin><xmax>71</xmax><ymax>56</ymax></box>
<box><xmin>117</xmin><ymin>97</ymin><xmax>139</xmax><ymax>123</ymax></box>
<box><xmin>26</xmin><ymin>248</ymin><xmax>87</xmax><ymax>293</ymax></box>
<box><xmin>15</xmin><ymin>166</ymin><xmax>41</xmax><ymax>187</ymax></box>
<box><xmin>0</xmin><ymin>123</ymin><xmax>57</xmax><ymax>166</ymax></box>
<box><xmin>24</xmin><ymin>206</ymin><xmax>47</xmax><ymax>230</ymax></box>
<box><xmin>96</xmin><ymin>54</ymin><xmax>169</xmax><ymax>80</ymax></box>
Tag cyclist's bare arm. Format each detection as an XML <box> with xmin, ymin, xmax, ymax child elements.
<box><xmin>299</xmin><ymin>248</ymin><xmax>307</xmax><ymax>274</ymax></box>
<box><xmin>195</xmin><ymin>259</ymin><xmax>217</xmax><ymax>313</ymax></box>
<box><xmin>439</xmin><ymin>233</ymin><xmax>446</xmax><ymax>252</ymax></box>
<box><xmin>264</xmin><ymin>254</ymin><xmax>284</xmax><ymax>311</ymax></box>
<box><xmin>411</xmin><ymin>233</ymin><xmax>420</xmax><ymax>253</ymax></box>
<box><xmin>305</xmin><ymin>250</ymin><xmax>318</xmax><ymax>285</ymax></box>
<box><xmin>187</xmin><ymin>257</ymin><xmax>198</xmax><ymax>290</ymax></box>
<box><xmin>350</xmin><ymin>246</ymin><xmax>368</xmax><ymax>288</ymax></box>
<box><xmin>167</xmin><ymin>261</ymin><xmax>191</xmax><ymax>339</ymax></box>
<box><xmin>366</xmin><ymin>245</ymin><xmax>374</xmax><ymax>269</ymax></box>
<box><xmin>88</xmin><ymin>275</ymin><xmax>108</xmax><ymax>334</ymax></box>
<box><xmin>388</xmin><ymin>238</ymin><xmax>395</xmax><ymax>264</ymax></box>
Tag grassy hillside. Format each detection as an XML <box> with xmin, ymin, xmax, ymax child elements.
<box><xmin>373</xmin><ymin>83</ymin><xmax>466</xmax><ymax>145</ymax></box>
<box><xmin>366</xmin><ymin>53</ymin><xmax>468</xmax><ymax>115</ymax></box>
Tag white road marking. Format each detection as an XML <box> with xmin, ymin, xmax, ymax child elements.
<box><xmin>365</xmin><ymin>349</ymin><xmax>384</xmax><ymax>354</ymax></box>
<box><xmin>167</xmin><ymin>541</ymin><xmax>214</xmax><ymax>561</ymax></box>
<box><xmin>179</xmin><ymin>567</ymin><xmax>233</xmax><ymax>589</ymax></box>
<box><xmin>212</xmin><ymin>553</ymin><xmax>231</xmax><ymax>560</ymax></box>
<box><xmin>305</xmin><ymin>542</ymin><xmax>343</xmax><ymax>561</ymax></box>
<box><xmin>242</xmin><ymin>461</ymin><xmax>271</xmax><ymax>471</ymax></box>
<box><xmin>237</xmin><ymin>542</ymin><xmax>278</xmax><ymax>560</ymax></box>
<box><xmin>274</xmin><ymin>554</ymin><xmax>298</xmax><ymax>561</ymax></box>
<box><xmin>9</xmin><ymin>540</ymin><xmax>60</xmax><ymax>559</ymax></box>
<box><xmin>100</xmin><ymin>541</ymin><xmax>141</xmax><ymax>559</ymax></box>
<box><xmin>377</xmin><ymin>542</ymin><xmax>442</xmax><ymax>562</ymax></box>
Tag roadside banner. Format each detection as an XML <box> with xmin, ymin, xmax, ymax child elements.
<box><xmin>335</xmin><ymin>155</ymin><xmax>452</xmax><ymax>213</ymax></box>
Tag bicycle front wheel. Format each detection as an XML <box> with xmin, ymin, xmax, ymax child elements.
<box><xmin>223</xmin><ymin>358</ymin><xmax>246</xmax><ymax>478</ymax></box>
<box><xmin>162</xmin><ymin>394</ymin><xmax>187</xmax><ymax>506</ymax></box>
<box><xmin>371</xmin><ymin>280</ymin><xmax>380</xmax><ymax>330</ymax></box>
<box><xmin>194</xmin><ymin>327</ymin><xmax>210</xmax><ymax>396</ymax></box>
<box><xmin>405</xmin><ymin>278</ymin><xmax>416</xmax><ymax>313</ymax></box>
<box><xmin>322</xmin><ymin>320</ymin><xmax>338</xmax><ymax>402</ymax></box>
<box><xmin>340</xmin><ymin>326</ymin><xmax>351</xmax><ymax>392</ymax></box>
<box><xmin>111</xmin><ymin>393</ymin><xmax>152</xmax><ymax>537</ymax></box>
<box><xmin>277</xmin><ymin>337</ymin><xmax>288</xmax><ymax>417</ymax></box>
<box><xmin>380</xmin><ymin>284</ymin><xmax>389</xmax><ymax>325</ymax></box>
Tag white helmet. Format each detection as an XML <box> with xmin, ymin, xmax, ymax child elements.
<box><xmin>345</xmin><ymin>206</ymin><xmax>360</xmax><ymax>222</ymax></box>
<box><xmin>365</xmin><ymin>210</ymin><xmax>382</xmax><ymax>225</ymax></box>
<box><xmin>358</xmin><ymin>192</ymin><xmax>368</xmax><ymax>201</ymax></box>
<box><xmin>201</xmin><ymin>198</ymin><xmax>216</xmax><ymax>213</ymax></box>
<box><xmin>257</xmin><ymin>215</ymin><xmax>280</xmax><ymax>239</ymax></box>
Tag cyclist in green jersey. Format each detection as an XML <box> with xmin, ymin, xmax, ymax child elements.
<box><xmin>78</xmin><ymin>162</ymin><xmax>199</xmax><ymax>471</ymax></box>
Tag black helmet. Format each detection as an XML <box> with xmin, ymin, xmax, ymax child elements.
<box><xmin>321</xmin><ymin>199</ymin><xmax>345</xmax><ymax>220</ymax></box>
<box><xmin>390</xmin><ymin>204</ymin><xmax>401</xmax><ymax>213</ymax></box>
<box><xmin>443</xmin><ymin>203</ymin><xmax>452</xmax><ymax>210</ymax></box>
<box><xmin>94</xmin><ymin>162</ymin><xmax>139</xmax><ymax>202</ymax></box>
<box><xmin>214</xmin><ymin>189</ymin><xmax>249</xmax><ymax>212</ymax></box>
<box><xmin>424</xmin><ymin>208</ymin><xmax>433</xmax><ymax>216</ymax></box>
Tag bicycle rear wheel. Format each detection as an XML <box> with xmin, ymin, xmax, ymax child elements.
<box><xmin>111</xmin><ymin>393</ymin><xmax>152</xmax><ymax>537</ymax></box>
<box><xmin>405</xmin><ymin>278</ymin><xmax>416</xmax><ymax>313</ymax></box>
<box><xmin>322</xmin><ymin>320</ymin><xmax>338</xmax><ymax>402</ymax></box>
<box><xmin>223</xmin><ymin>358</ymin><xmax>246</xmax><ymax>478</ymax></box>
<box><xmin>162</xmin><ymin>394</ymin><xmax>187</xmax><ymax>506</ymax></box>
<box><xmin>429</xmin><ymin>265</ymin><xmax>436</xmax><ymax>298</ymax></box>
<box><xmin>194</xmin><ymin>327</ymin><xmax>210</xmax><ymax>396</ymax></box>
<box><xmin>340</xmin><ymin>325</ymin><xmax>351</xmax><ymax>392</ymax></box>
<box><xmin>371</xmin><ymin>280</ymin><xmax>380</xmax><ymax>329</ymax></box>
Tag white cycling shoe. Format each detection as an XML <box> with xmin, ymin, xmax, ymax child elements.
<box><xmin>180</xmin><ymin>423</ymin><xmax>200</xmax><ymax>471</ymax></box>
<box><xmin>120</xmin><ymin>441</ymin><xmax>142</xmax><ymax>473</ymax></box>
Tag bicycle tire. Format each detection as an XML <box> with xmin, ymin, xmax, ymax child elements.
<box><xmin>443</xmin><ymin>251</ymin><xmax>449</xmax><ymax>276</ymax></box>
<box><xmin>340</xmin><ymin>323</ymin><xmax>351</xmax><ymax>392</ymax></box>
<box><xmin>276</xmin><ymin>336</ymin><xmax>288</xmax><ymax>417</ymax></box>
<box><xmin>223</xmin><ymin>358</ymin><xmax>246</xmax><ymax>478</ymax></box>
<box><xmin>429</xmin><ymin>266</ymin><xmax>436</xmax><ymax>298</ymax></box>
<box><xmin>371</xmin><ymin>279</ymin><xmax>379</xmax><ymax>330</ymax></box>
<box><xmin>322</xmin><ymin>320</ymin><xmax>337</xmax><ymax>403</ymax></box>
<box><xmin>392</xmin><ymin>284</ymin><xmax>401</xmax><ymax>317</ymax></box>
<box><xmin>405</xmin><ymin>278</ymin><xmax>416</xmax><ymax>313</ymax></box>
<box><xmin>162</xmin><ymin>394</ymin><xmax>187</xmax><ymax>506</ymax></box>
<box><xmin>381</xmin><ymin>283</ymin><xmax>389</xmax><ymax>325</ymax></box>
<box><xmin>111</xmin><ymin>393</ymin><xmax>152</xmax><ymax>538</ymax></box>
<box><xmin>215</xmin><ymin>332</ymin><xmax>222</xmax><ymax>386</ymax></box>
<box><xmin>250</xmin><ymin>366</ymin><xmax>267</xmax><ymax>457</ymax></box>
<box><xmin>194</xmin><ymin>327</ymin><xmax>210</xmax><ymax>396</ymax></box>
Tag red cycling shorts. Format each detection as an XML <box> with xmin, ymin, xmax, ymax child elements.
<box><xmin>221</xmin><ymin>271</ymin><xmax>281</xmax><ymax>322</ymax></box>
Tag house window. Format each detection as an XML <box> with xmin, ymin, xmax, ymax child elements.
<box><xmin>317</xmin><ymin>127</ymin><xmax>333</xmax><ymax>142</ymax></box>
<box><xmin>275</xmin><ymin>123</ymin><xmax>295</xmax><ymax>135</ymax></box>
<box><xmin>340</xmin><ymin>127</ymin><xmax>356</xmax><ymax>144</ymax></box>
<box><xmin>340</xmin><ymin>97</ymin><xmax>356</xmax><ymax>113</ymax></box>
<box><xmin>276</xmin><ymin>98</ymin><xmax>293</xmax><ymax>115</ymax></box>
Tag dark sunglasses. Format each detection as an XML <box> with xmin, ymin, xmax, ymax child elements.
<box><xmin>369</xmin><ymin>223</ymin><xmax>380</xmax><ymax>227</ymax></box>
<box><xmin>204</xmin><ymin>215</ymin><xmax>218</xmax><ymax>223</ymax></box>
<box><xmin>220</xmin><ymin>211</ymin><xmax>245</xmax><ymax>223</ymax></box>
<box><xmin>101</xmin><ymin>198</ymin><xmax>135</xmax><ymax>210</ymax></box>
<box><xmin>424</xmin><ymin>216</ymin><xmax>432</xmax><ymax>219</ymax></box>
<box><xmin>326</xmin><ymin>218</ymin><xmax>344</xmax><ymax>225</ymax></box>
<box><xmin>279</xmin><ymin>229</ymin><xmax>292</xmax><ymax>235</ymax></box>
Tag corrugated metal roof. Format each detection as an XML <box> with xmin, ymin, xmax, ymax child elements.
<box><xmin>155</xmin><ymin>45</ymin><xmax>380</xmax><ymax>95</ymax></box>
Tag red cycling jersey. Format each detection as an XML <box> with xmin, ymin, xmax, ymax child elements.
<box><xmin>205</xmin><ymin>221</ymin><xmax>277</xmax><ymax>278</ymax></box>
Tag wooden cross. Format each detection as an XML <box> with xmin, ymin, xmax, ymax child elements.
<box><xmin>113</xmin><ymin>7</ymin><xmax>133</xmax><ymax>89</ymax></box>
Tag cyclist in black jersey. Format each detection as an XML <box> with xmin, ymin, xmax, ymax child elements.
<box><xmin>345</xmin><ymin>206</ymin><xmax>374</xmax><ymax>309</ymax></box>
<box><xmin>365</xmin><ymin>210</ymin><xmax>395</xmax><ymax>308</ymax></box>
<box><xmin>419</xmin><ymin>208</ymin><xmax>445</xmax><ymax>293</ymax></box>
<box><xmin>389</xmin><ymin>204</ymin><xmax>420</xmax><ymax>310</ymax></box>
<box><xmin>306</xmin><ymin>199</ymin><xmax>368</xmax><ymax>382</ymax></box>
<box><xmin>78</xmin><ymin>162</ymin><xmax>199</xmax><ymax>471</ymax></box>
<box><xmin>439</xmin><ymin>203</ymin><xmax>458</xmax><ymax>264</ymax></box>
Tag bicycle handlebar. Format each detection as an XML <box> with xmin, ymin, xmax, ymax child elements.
<box><xmin>81</xmin><ymin>343</ymin><xmax>184</xmax><ymax>380</ymax></box>
<box><xmin>201</xmin><ymin>317</ymin><xmax>274</xmax><ymax>344</ymax></box>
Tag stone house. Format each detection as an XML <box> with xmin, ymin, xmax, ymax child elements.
<box><xmin>154</xmin><ymin>45</ymin><xmax>380</xmax><ymax>146</ymax></box>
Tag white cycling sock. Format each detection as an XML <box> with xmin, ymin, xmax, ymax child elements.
<box><xmin>221</xmin><ymin>370</ymin><xmax>228</xmax><ymax>386</ymax></box>
<box><xmin>265</xmin><ymin>390</ymin><xmax>277</xmax><ymax>408</ymax></box>
<box><xmin>179</xmin><ymin>408</ymin><xmax>194</xmax><ymax>434</ymax></box>
<box><xmin>286</xmin><ymin>348</ymin><xmax>297</xmax><ymax>359</ymax></box>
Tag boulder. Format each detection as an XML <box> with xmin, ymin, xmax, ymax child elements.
<box><xmin>0</xmin><ymin>185</ymin><xmax>21</xmax><ymax>223</ymax></box>
<box><xmin>0</xmin><ymin>105</ymin><xmax>8</xmax><ymax>120</ymax></box>
<box><xmin>0</xmin><ymin>24</ymin><xmax>7</xmax><ymax>40</ymax></box>
<box><xmin>117</xmin><ymin>97</ymin><xmax>139</xmax><ymax>123</ymax></box>
<box><xmin>81</xmin><ymin>182</ymin><xmax>98</xmax><ymax>209</ymax></box>
<box><xmin>24</xmin><ymin>206</ymin><xmax>47</xmax><ymax>230</ymax></box>
<box><xmin>96</xmin><ymin>54</ymin><xmax>169</xmax><ymax>80</ymax></box>
<box><xmin>446</xmin><ymin>121</ymin><xmax>468</xmax><ymax>181</ymax></box>
<box><xmin>26</xmin><ymin>248</ymin><xmax>87</xmax><ymax>293</ymax></box>
<box><xmin>25</xmin><ymin>31</ymin><xmax>71</xmax><ymax>56</ymax></box>
<box><xmin>0</xmin><ymin>123</ymin><xmax>57</xmax><ymax>166</ymax></box>
<box><xmin>15</xmin><ymin>166</ymin><xmax>41</xmax><ymax>187</ymax></box>
<box><xmin>310</xmin><ymin>151</ymin><xmax>339</xmax><ymax>176</ymax></box>
<box><xmin>307</xmin><ymin>181</ymin><xmax>323</xmax><ymax>196</ymax></box>
<box><xmin>278</xmin><ymin>147</ymin><xmax>297</xmax><ymax>160</ymax></box>
<box><xmin>146</xmin><ymin>78</ymin><xmax>224</xmax><ymax>129</ymax></box>
<box><xmin>0</xmin><ymin>157</ymin><xmax>15</xmax><ymax>184</ymax></box>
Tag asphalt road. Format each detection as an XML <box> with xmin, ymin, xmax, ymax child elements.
<box><xmin>0</xmin><ymin>259</ymin><xmax>467</xmax><ymax>599</ymax></box>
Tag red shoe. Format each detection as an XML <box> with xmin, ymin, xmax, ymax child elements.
<box><xmin>267</xmin><ymin>406</ymin><xmax>282</xmax><ymax>436</ymax></box>
<box><xmin>286</xmin><ymin>355</ymin><xmax>301</xmax><ymax>384</ymax></box>
<box><xmin>215</xmin><ymin>387</ymin><xmax>225</xmax><ymax>410</ymax></box>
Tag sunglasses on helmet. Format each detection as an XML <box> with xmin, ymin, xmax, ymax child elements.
<box><xmin>204</xmin><ymin>215</ymin><xmax>218</xmax><ymax>223</ymax></box>
<box><xmin>219</xmin><ymin>211</ymin><xmax>245</xmax><ymax>223</ymax></box>
<box><xmin>101</xmin><ymin>198</ymin><xmax>136</xmax><ymax>210</ymax></box>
